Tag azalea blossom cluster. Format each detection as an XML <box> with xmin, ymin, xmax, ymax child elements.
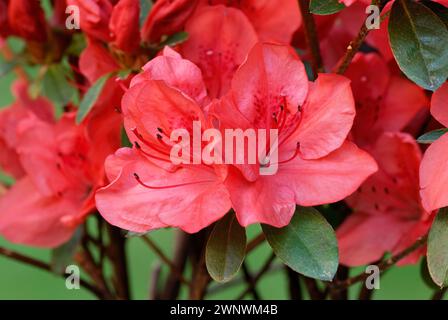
<box><xmin>0</xmin><ymin>0</ymin><xmax>448</xmax><ymax>298</ymax></box>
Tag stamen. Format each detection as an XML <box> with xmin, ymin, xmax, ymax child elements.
<box><xmin>132</xmin><ymin>128</ymin><xmax>172</xmax><ymax>157</ymax></box>
<box><xmin>135</xmin><ymin>142</ymin><xmax>172</xmax><ymax>163</ymax></box>
<box><xmin>278</xmin><ymin>112</ymin><xmax>302</xmax><ymax>147</ymax></box>
<box><xmin>277</xmin><ymin>142</ymin><xmax>301</xmax><ymax>165</ymax></box>
<box><xmin>133</xmin><ymin>173</ymin><xmax>214</xmax><ymax>190</ymax></box>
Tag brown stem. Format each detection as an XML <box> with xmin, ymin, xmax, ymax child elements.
<box><xmin>335</xmin><ymin>0</ymin><xmax>390</xmax><ymax>75</ymax></box>
<box><xmin>161</xmin><ymin>231</ymin><xmax>192</xmax><ymax>299</ymax></box>
<box><xmin>432</xmin><ymin>287</ymin><xmax>448</xmax><ymax>300</ymax></box>
<box><xmin>286</xmin><ymin>267</ymin><xmax>302</xmax><ymax>300</ymax></box>
<box><xmin>358</xmin><ymin>284</ymin><xmax>375</xmax><ymax>300</ymax></box>
<box><xmin>207</xmin><ymin>263</ymin><xmax>283</xmax><ymax>295</ymax></box>
<box><xmin>241</xmin><ymin>262</ymin><xmax>261</xmax><ymax>299</ymax></box>
<box><xmin>303</xmin><ymin>276</ymin><xmax>325</xmax><ymax>300</ymax></box>
<box><xmin>141</xmin><ymin>235</ymin><xmax>191</xmax><ymax>286</ymax></box>
<box><xmin>237</xmin><ymin>253</ymin><xmax>276</xmax><ymax>299</ymax></box>
<box><xmin>189</xmin><ymin>229</ymin><xmax>211</xmax><ymax>300</ymax></box>
<box><xmin>149</xmin><ymin>262</ymin><xmax>162</xmax><ymax>300</ymax></box>
<box><xmin>246</xmin><ymin>233</ymin><xmax>266</xmax><ymax>253</ymax></box>
<box><xmin>107</xmin><ymin>225</ymin><xmax>130</xmax><ymax>299</ymax></box>
<box><xmin>0</xmin><ymin>246</ymin><xmax>103</xmax><ymax>299</ymax></box>
<box><xmin>297</xmin><ymin>0</ymin><xmax>324</xmax><ymax>76</ymax></box>
<box><xmin>74</xmin><ymin>250</ymin><xmax>113</xmax><ymax>299</ymax></box>
<box><xmin>329</xmin><ymin>266</ymin><xmax>349</xmax><ymax>300</ymax></box>
<box><xmin>331</xmin><ymin>235</ymin><xmax>428</xmax><ymax>291</ymax></box>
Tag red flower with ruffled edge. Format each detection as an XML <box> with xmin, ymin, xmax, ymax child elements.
<box><xmin>420</xmin><ymin>82</ymin><xmax>448</xmax><ymax>212</ymax></box>
<box><xmin>338</xmin><ymin>133</ymin><xmax>433</xmax><ymax>266</ymax></box>
<box><xmin>95</xmin><ymin>48</ymin><xmax>232</xmax><ymax>233</ymax></box>
<box><xmin>213</xmin><ymin>42</ymin><xmax>378</xmax><ymax>227</ymax></box>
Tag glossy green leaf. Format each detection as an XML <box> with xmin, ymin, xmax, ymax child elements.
<box><xmin>420</xmin><ymin>257</ymin><xmax>439</xmax><ymax>289</ymax></box>
<box><xmin>206</xmin><ymin>213</ymin><xmax>247</xmax><ymax>283</ymax></box>
<box><xmin>42</xmin><ymin>64</ymin><xmax>76</xmax><ymax>107</ymax></box>
<box><xmin>76</xmin><ymin>73</ymin><xmax>111</xmax><ymax>123</ymax></box>
<box><xmin>139</xmin><ymin>0</ymin><xmax>153</xmax><ymax>28</ymax></box>
<box><xmin>422</xmin><ymin>1</ymin><xmax>448</xmax><ymax>28</ymax></box>
<box><xmin>389</xmin><ymin>0</ymin><xmax>448</xmax><ymax>91</ymax></box>
<box><xmin>159</xmin><ymin>31</ymin><xmax>189</xmax><ymax>48</ymax></box>
<box><xmin>262</xmin><ymin>207</ymin><xmax>338</xmax><ymax>281</ymax></box>
<box><xmin>428</xmin><ymin>207</ymin><xmax>448</xmax><ymax>287</ymax></box>
<box><xmin>310</xmin><ymin>0</ymin><xmax>346</xmax><ymax>15</ymax></box>
<box><xmin>51</xmin><ymin>227</ymin><xmax>83</xmax><ymax>275</ymax></box>
<box><xmin>417</xmin><ymin>128</ymin><xmax>448</xmax><ymax>144</ymax></box>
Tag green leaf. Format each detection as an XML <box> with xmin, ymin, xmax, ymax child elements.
<box><xmin>139</xmin><ymin>0</ymin><xmax>153</xmax><ymax>28</ymax></box>
<box><xmin>0</xmin><ymin>171</ymin><xmax>14</xmax><ymax>187</ymax></box>
<box><xmin>262</xmin><ymin>207</ymin><xmax>338</xmax><ymax>281</ymax></box>
<box><xmin>42</xmin><ymin>64</ymin><xmax>76</xmax><ymax>107</ymax></box>
<box><xmin>51</xmin><ymin>227</ymin><xmax>83</xmax><ymax>274</ymax></box>
<box><xmin>388</xmin><ymin>0</ymin><xmax>448</xmax><ymax>91</ymax></box>
<box><xmin>76</xmin><ymin>73</ymin><xmax>111</xmax><ymax>123</ymax></box>
<box><xmin>420</xmin><ymin>257</ymin><xmax>439</xmax><ymax>290</ymax></box>
<box><xmin>0</xmin><ymin>60</ymin><xmax>16</xmax><ymax>78</ymax></box>
<box><xmin>310</xmin><ymin>0</ymin><xmax>346</xmax><ymax>15</ymax></box>
<box><xmin>159</xmin><ymin>31</ymin><xmax>189</xmax><ymax>48</ymax></box>
<box><xmin>121</xmin><ymin>127</ymin><xmax>132</xmax><ymax>147</ymax></box>
<box><xmin>417</xmin><ymin>128</ymin><xmax>448</xmax><ymax>144</ymax></box>
<box><xmin>422</xmin><ymin>1</ymin><xmax>448</xmax><ymax>28</ymax></box>
<box><xmin>206</xmin><ymin>213</ymin><xmax>247</xmax><ymax>283</ymax></box>
<box><xmin>427</xmin><ymin>207</ymin><xmax>448</xmax><ymax>287</ymax></box>
<box><xmin>66</xmin><ymin>33</ymin><xmax>87</xmax><ymax>56</ymax></box>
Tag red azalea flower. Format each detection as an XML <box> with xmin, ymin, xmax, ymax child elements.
<box><xmin>420</xmin><ymin>82</ymin><xmax>448</xmax><ymax>212</ymax></box>
<box><xmin>338</xmin><ymin>133</ymin><xmax>434</xmax><ymax>266</ymax></box>
<box><xmin>7</xmin><ymin>0</ymin><xmax>47</xmax><ymax>42</ymax></box>
<box><xmin>67</xmin><ymin>0</ymin><xmax>113</xmax><ymax>42</ymax></box>
<box><xmin>0</xmin><ymin>0</ymin><xmax>10</xmax><ymax>38</ymax></box>
<box><xmin>197</xmin><ymin>0</ymin><xmax>301</xmax><ymax>43</ymax></box>
<box><xmin>0</xmin><ymin>52</ymin><xmax>123</xmax><ymax>247</ymax></box>
<box><xmin>141</xmin><ymin>0</ymin><xmax>199</xmax><ymax>44</ymax></box>
<box><xmin>0</xmin><ymin>110</ymin><xmax>105</xmax><ymax>247</ymax></box>
<box><xmin>180</xmin><ymin>5</ymin><xmax>258</xmax><ymax>99</ymax></box>
<box><xmin>212</xmin><ymin>42</ymin><xmax>377</xmax><ymax>227</ymax></box>
<box><xmin>96</xmin><ymin>48</ymin><xmax>232</xmax><ymax>233</ymax></box>
<box><xmin>109</xmin><ymin>0</ymin><xmax>141</xmax><ymax>53</ymax></box>
<box><xmin>0</xmin><ymin>80</ymin><xmax>54</xmax><ymax>178</ymax></box>
<box><xmin>346</xmin><ymin>53</ymin><xmax>429</xmax><ymax>147</ymax></box>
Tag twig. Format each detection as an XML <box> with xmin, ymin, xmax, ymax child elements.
<box><xmin>297</xmin><ymin>0</ymin><xmax>324</xmax><ymax>76</ymax></box>
<box><xmin>149</xmin><ymin>262</ymin><xmax>162</xmax><ymax>300</ymax></box>
<box><xmin>302</xmin><ymin>276</ymin><xmax>325</xmax><ymax>300</ymax></box>
<box><xmin>141</xmin><ymin>235</ymin><xmax>191</xmax><ymax>287</ymax></box>
<box><xmin>329</xmin><ymin>266</ymin><xmax>349</xmax><ymax>300</ymax></box>
<box><xmin>246</xmin><ymin>233</ymin><xmax>265</xmax><ymax>253</ymax></box>
<box><xmin>241</xmin><ymin>262</ymin><xmax>261</xmax><ymax>299</ymax></box>
<box><xmin>161</xmin><ymin>231</ymin><xmax>192</xmax><ymax>299</ymax></box>
<box><xmin>189</xmin><ymin>229</ymin><xmax>211</xmax><ymax>300</ymax></box>
<box><xmin>432</xmin><ymin>287</ymin><xmax>448</xmax><ymax>300</ymax></box>
<box><xmin>358</xmin><ymin>284</ymin><xmax>375</xmax><ymax>300</ymax></box>
<box><xmin>286</xmin><ymin>267</ymin><xmax>302</xmax><ymax>300</ymax></box>
<box><xmin>237</xmin><ymin>253</ymin><xmax>276</xmax><ymax>300</ymax></box>
<box><xmin>0</xmin><ymin>246</ymin><xmax>103</xmax><ymax>299</ymax></box>
<box><xmin>107</xmin><ymin>225</ymin><xmax>130</xmax><ymax>299</ymax></box>
<box><xmin>75</xmin><ymin>249</ymin><xmax>113</xmax><ymax>299</ymax></box>
<box><xmin>331</xmin><ymin>235</ymin><xmax>428</xmax><ymax>291</ymax></box>
<box><xmin>207</xmin><ymin>263</ymin><xmax>284</xmax><ymax>295</ymax></box>
<box><xmin>335</xmin><ymin>0</ymin><xmax>390</xmax><ymax>74</ymax></box>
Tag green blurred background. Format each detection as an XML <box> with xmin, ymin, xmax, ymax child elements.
<box><xmin>0</xmin><ymin>48</ymin><xmax>439</xmax><ymax>301</ymax></box>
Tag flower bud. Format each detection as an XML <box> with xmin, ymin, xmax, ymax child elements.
<box><xmin>109</xmin><ymin>0</ymin><xmax>141</xmax><ymax>53</ymax></box>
